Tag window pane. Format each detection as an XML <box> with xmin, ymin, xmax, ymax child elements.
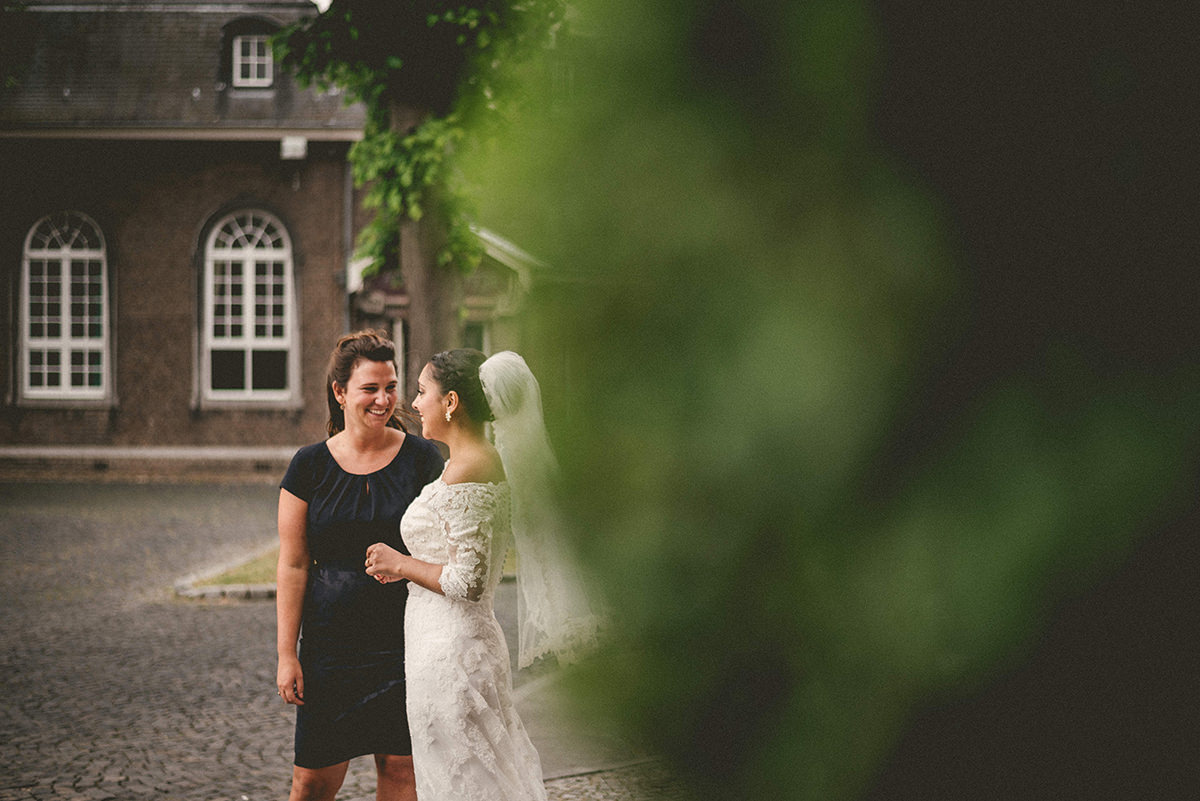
<box><xmin>71</xmin><ymin>300</ymin><xmax>85</xmax><ymax>337</ymax></box>
<box><xmin>211</xmin><ymin>260</ymin><xmax>247</xmax><ymax>339</ymax></box>
<box><xmin>70</xmin><ymin>350</ymin><xmax>85</xmax><ymax>386</ymax></box>
<box><xmin>31</xmin><ymin>212</ymin><xmax>101</xmax><ymax>250</ymax></box>
<box><xmin>252</xmin><ymin>350</ymin><xmax>287</xmax><ymax>390</ymax></box>
<box><xmin>29</xmin><ymin>350</ymin><xmax>45</xmax><ymax>386</ymax></box>
<box><xmin>68</xmin><ymin>259</ymin><xmax>104</xmax><ymax>340</ymax></box>
<box><xmin>45</xmin><ymin>351</ymin><xmax>61</xmax><ymax>386</ymax></box>
<box><xmin>70</xmin><ymin>349</ymin><xmax>103</xmax><ymax>388</ymax></box>
<box><xmin>211</xmin><ymin>350</ymin><xmax>246</xmax><ymax>390</ymax></box>
<box><xmin>27</xmin><ymin>259</ymin><xmax>62</xmax><ymax>341</ymax></box>
<box><xmin>253</xmin><ymin>260</ymin><xmax>285</xmax><ymax>340</ymax></box>
<box><xmin>28</xmin><ymin>349</ymin><xmax>65</xmax><ymax>389</ymax></box>
<box><xmin>464</xmin><ymin>322</ymin><xmax>485</xmax><ymax>353</ymax></box>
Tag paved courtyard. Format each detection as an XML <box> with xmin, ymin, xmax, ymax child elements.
<box><xmin>0</xmin><ymin>479</ymin><xmax>688</xmax><ymax>801</ymax></box>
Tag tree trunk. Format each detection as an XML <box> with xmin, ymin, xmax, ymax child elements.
<box><xmin>388</xmin><ymin>100</ymin><xmax>461</xmax><ymax>384</ymax></box>
<box><xmin>399</xmin><ymin>214</ymin><xmax>461</xmax><ymax>384</ymax></box>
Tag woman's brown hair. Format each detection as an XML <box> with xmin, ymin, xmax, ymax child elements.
<box><xmin>325</xmin><ymin>330</ymin><xmax>413</xmax><ymax>436</ymax></box>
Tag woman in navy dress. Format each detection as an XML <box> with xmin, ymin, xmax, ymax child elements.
<box><xmin>276</xmin><ymin>331</ymin><xmax>443</xmax><ymax>801</ymax></box>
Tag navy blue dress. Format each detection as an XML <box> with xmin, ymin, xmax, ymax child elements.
<box><xmin>280</xmin><ymin>434</ymin><xmax>444</xmax><ymax>769</ymax></box>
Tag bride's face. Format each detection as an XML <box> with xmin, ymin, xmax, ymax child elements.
<box><xmin>412</xmin><ymin>363</ymin><xmax>449</xmax><ymax>439</ymax></box>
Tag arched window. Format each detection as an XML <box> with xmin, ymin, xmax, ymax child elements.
<box><xmin>201</xmin><ymin>210</ymin><xmax>299</xmax><ymax>404</ymax></box>
<box><xmin>19</xmin><ymin>212</ymin><xmax>111</xmax><ymax>403</ymax></box>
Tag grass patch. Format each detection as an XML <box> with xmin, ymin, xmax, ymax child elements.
<box><xmin>205</xmin><ymin>547</ymin><xmax>278</xmax><ymax>585</ymax></box>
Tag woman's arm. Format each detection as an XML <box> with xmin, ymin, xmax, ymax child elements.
<box><xmin>365</xmin><ymin>544</ymin><xmax>445</xmax><ymax>595</ymax></box>
<box><xmin>366</xmin><ymin>493</ymin><xmax>493</xmax><ymax>603</ymax></box>
<box><xmin>276</xmin><ymin>488</ymin><xmax>310</xmax><ymax>705</ymax></box>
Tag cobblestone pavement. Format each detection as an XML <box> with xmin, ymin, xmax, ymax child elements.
<box><xmin>0</xmin><ymin>480</ymin><xmax>690</xmax><ymax>801</ymax></box>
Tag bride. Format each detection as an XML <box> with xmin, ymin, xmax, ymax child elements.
<box><xmin>365</xmin><ymin>349</ymin><xmax>600</xmax><ymax>801</ymax></box>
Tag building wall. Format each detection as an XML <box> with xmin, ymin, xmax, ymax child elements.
<box><xmin>0</xmin><ymin>137</ymin><xmax>354</xmax><ymax>448</ymax></box>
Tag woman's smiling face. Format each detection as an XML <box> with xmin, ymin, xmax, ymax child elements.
<box><xmin>335</xmin><ymin>358</ymin><xmax>398</xmax><ymax>432</ymax></box>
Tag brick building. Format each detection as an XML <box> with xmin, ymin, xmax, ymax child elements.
<box><xmin>0</xmin><ymin>0</ymin><xmax>528</xmax><ymax>478</ymax></box>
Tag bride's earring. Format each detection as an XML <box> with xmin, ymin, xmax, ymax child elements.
<box><xmin>445</xmin><ymin>409</ymin><xmax>452</xmax><ymax>422</ymax></box>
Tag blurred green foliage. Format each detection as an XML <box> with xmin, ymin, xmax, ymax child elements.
<box><xmin>459</xmin><ymin>0</ymin><xmax>1200</xmax><ymax>798</ymax></box>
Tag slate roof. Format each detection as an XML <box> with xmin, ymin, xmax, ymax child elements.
<box><xmin>0</xmin><ymin>0</ymin><xmax>366</xmax><ymax>139</ymax></box>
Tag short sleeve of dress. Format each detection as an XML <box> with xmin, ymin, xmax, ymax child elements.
<box><xmin>433</xmin><ymin>485</ymin><xmax>503</xmax><ymax>603</ymax></box>
<box><xmin>280</xmin><ymin>443</ymin><xmax>320</xmax><ymax>503</ymax></box>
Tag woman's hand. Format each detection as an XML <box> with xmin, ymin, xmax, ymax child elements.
<box><xmin>277</xmin><ymin>654</ymin><xmax>304</xmax><ymax>705</ymax></box>
<box><xmin>365</xmin><ymin>542</ymin><xmax>406</xmax><ymax>583</ymax></box>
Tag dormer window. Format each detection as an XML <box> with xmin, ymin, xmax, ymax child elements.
<box><xmin>232</xmin><ymin>34</ymin><xmax>272</xmax><ymax>88</ymax></box>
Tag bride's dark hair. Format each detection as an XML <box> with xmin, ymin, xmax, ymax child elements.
<box><xmin>429</xmin><ymin>348</ymin><xmax>495</xmax><ymax>423</ymax></box>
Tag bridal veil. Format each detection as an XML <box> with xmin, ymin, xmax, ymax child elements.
<box><xmin>479</xmin><ymin>351</ymin><xmax>604</xmax><ymax>668</ymax></box>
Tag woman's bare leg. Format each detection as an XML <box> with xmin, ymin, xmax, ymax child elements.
<box><xmin>288</xmin><ymin>762</ymin><xmax>350</xmax><ymax>801</ymax></box>
<box><xmin>374</xmin><ymin>754</ymin><xmax>416</xmax><ymax>801</ymax></box>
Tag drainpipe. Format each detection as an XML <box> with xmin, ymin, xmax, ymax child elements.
<box><xmin>342</xmin><ymin>154</ymin><xmax>354</xmax><ymax>333</ymax></box>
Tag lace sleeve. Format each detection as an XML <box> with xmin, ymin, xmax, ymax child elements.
<box><xmin>434</xmin><ymin>486</ymin><xmax>499</xmax><ymax>603</ymax></box>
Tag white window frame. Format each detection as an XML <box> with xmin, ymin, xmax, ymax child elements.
<box><xmin>463</xmin><ymin>318</ymin><xmax>492</xmax><ymax>355</ymax></box>
<box><xmin>232</xmin><ymin>34</ymin><xmax>273</xmax><ymax>88</ymax></box>
<box><xmin>201</xmin><ymin>211</ymin><xmax>299</xmax><ymax>406</ymax></box>
<box><xmin>18</xmin><ymin>212</ymin><xmax>112</xmax><ymax>404</ymax></box>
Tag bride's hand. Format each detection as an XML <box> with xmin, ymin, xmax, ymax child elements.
<box><xmin>365</xmin><ymin>542</ymin><xmax>405</xmax><ymax>581</ymax></box>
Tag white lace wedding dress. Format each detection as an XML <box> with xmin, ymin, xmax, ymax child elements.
<box><xmin>401</xmin><ymin>476</ymin><xmax>547</xmax><ymax>801</ymax></box>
